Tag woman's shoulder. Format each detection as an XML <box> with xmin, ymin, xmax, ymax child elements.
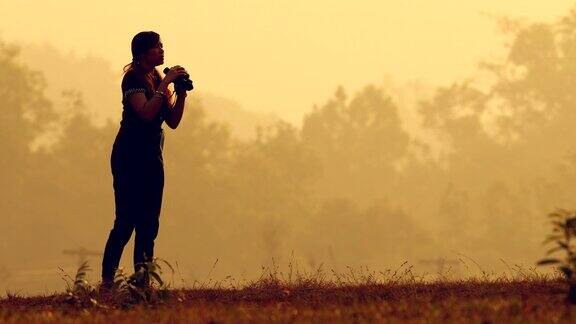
<box><xmin>122</xmin><ymin>69</ymin><xmax>138</xmax><ymax>82</ymax></box>
<box><xmin>122</xmin><ymin>69</ymin><xmax>145</xmax><ymax>89</ymax></box>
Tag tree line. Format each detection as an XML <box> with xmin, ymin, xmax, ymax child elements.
<box><xmin>4</xmin><ymin>9</ymin><xmax>576</xmax><ymax>288</ymax></box>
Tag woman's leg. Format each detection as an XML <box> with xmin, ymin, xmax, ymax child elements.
<box><xmin>101</xmin><ymin>147</ymin><xmax>140</xmax><ymax>283</ymax></box>
<box><xmin>133</xmin><ymin>157</ymin><xmax>164</xmax><ymax>274</ymax></box>
<box><xmin>101</xmin><ymin>214</ymin><xmax>135</xmax><ymax>281</ymax></box>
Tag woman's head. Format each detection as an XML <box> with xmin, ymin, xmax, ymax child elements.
<box><xmin>124</xmin><ymin>31</ymin><xmax>164</xmax><ymax>73</ymax></box>
<box><xmin>123</xmin><ymin>31</ymin><xmax>172</xmax><ymax>99</ymax></box>
<box><xmin>132</xmin><ymin>31</ymin><xmax>164</xmax><ymax>66</ymax></box>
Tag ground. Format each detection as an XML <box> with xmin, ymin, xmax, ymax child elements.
<box><xmin>0</xmin><ymin>278</ymin><xmax>574</xmax><ymax>323</ymax></box>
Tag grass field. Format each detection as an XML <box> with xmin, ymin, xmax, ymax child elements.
<box><xmin>1</xmin><ymin>272</ymin><xmax>574</xmax><ymax>323</ymax></box>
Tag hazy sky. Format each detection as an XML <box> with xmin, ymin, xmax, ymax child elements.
<box><xmin>0</xmin><ymin>0</ymin><xmax>574</xmax><ymax>124</ymax></box>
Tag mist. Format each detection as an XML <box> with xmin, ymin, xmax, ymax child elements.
<box><xmin>2</xmin><ymin>1</ymin><xmax>576</xmax><ymax>295</ymax></box>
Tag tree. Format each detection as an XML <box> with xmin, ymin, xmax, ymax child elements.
<box><xmin>301</xmin><ymin>85</ymin><xmax>410</xmax><ymax>205</ymax></box>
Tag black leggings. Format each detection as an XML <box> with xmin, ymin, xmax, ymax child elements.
<box><xmin>102</xmin><ymin>130</ymin><xmax>164</xmax><ymax>280</ymax></box>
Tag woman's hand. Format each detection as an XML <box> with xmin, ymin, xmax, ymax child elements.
<box><xmin>164</xmin><ymin>65</ymin><xmax>188</xmax><ymax>84</ymax></box>
<box><xmin>175</xmin><ymin>83</ymin><xmax>188</xmax><ymax>97</ymax></box>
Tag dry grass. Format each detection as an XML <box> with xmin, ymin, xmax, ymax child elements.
<box><xmin>0</xmin><ymin>261</ymin><xmax>574</xmax><ymax>323</ymax></box>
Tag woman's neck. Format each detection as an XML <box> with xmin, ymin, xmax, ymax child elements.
<box><xmin>138</xmin><ymin>61</ymin><xmax>155</xmax><ymax>74</ymax></box>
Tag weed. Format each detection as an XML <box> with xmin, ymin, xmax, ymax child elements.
<box><xmin>537</xmin><ymin>208</ymin><xmax>576</xmax><ymax>303</ymax></box>
<box><xmin>117</xmin><ymin>257</ymin><xmax>175</xmax><ymax>304</ymax></box>
<box><xmin>58</xmin><ymin>261</ymin><xmax>101</xmax><ymax>308</ymax></box>
<box><xmin>58</xmin><ymin>257</ymin><xmax>175</xmax><ymax>308</ymax></box>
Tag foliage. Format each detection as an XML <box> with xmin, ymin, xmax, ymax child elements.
<box><xmin>537</xmin><ymin>209</ymin><xmax>576</xmax><ymax>303</ymax></box>
<box><xmin>58</xmin><ymin>257</ymin><xmax>174</xmax><ymax>308</ymax></box>
<box><xmin>110</xmin><ymin>257</ymin><xmax>175</xmax><ymax>304</ymax></box>
<box><xmin>300</xmin><ymin>85</ymin><xmax>410</xmax><ymax>204</ymax></box>
<box><xmin>58</xmin><ymin>261</ymin><xmax>101</xmax><ymax>308</ymax></box>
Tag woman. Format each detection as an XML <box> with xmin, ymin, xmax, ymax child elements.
<box><xmin>101</xmin><ymin>31</ymin><xmax>189</xmax><ymax>288</ymax></box>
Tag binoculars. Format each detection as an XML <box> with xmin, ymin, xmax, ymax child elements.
<box><xmin>163</xmin><ymin>67</ymin><xmax>194</xmax><ymax>91</ymax></box>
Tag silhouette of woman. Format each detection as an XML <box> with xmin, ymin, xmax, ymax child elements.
<box><xmin>101</xmin><ymin>31</ymin><xmax>189</xmax><ymax>288</ymax></box>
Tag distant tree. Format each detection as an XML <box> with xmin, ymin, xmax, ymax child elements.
<box><xmin>302</xmin><ymin>197</ymin><xmax>430</xmax><ymax>270</ymax></box>
<box><xmin>0</xmin><ymin>39</ymin><xmax>59</xmax><ymax>265</ymax></box>
<box><xmin>217</xmin><ymin>120</ymin><xmax>321</xmax><ymax>264</ymax></box>
<box><xmin>0</xmin><ymin>40</ymin><xmax>57</xmax><ymax>196</ymax></box>
<box><xmin>412</xmin><ymin>9</ymin><xmax>576</xmax><ymax>262</ymax></box>
<box><xmin>301</xmin><ymin>85</ymin><xmax>410</xmax><ymax>205</ymax></box>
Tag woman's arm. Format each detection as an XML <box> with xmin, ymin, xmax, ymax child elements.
<box><xmin>126</xmin><ymin>67</ymin><xmax>187</xmax><ymax>122</ymax></box>
<box><xmin>165</xmin><ymin>91</ymin><xmax>187</xmax><ymax>129</ymax></box>
<box><xmin>127</xmin><ymin>80</ymin><xmax>170</xmax><ymax>122</ymax></box>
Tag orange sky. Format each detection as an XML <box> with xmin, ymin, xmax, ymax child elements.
<box><xmin>0</xmin><ymin>0</ymin><xmax>573</xmax><ymax>125</ymax></box>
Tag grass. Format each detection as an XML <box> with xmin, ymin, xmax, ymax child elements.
<box><xmin>0</xmin><ymin>259</ymin><xmax>573</xmax><ymax>323</ymax></box>
<box><xmin>1</xmin><ymin>206</ymin><xmax>573</xmax><ymax>324</ymax></box>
